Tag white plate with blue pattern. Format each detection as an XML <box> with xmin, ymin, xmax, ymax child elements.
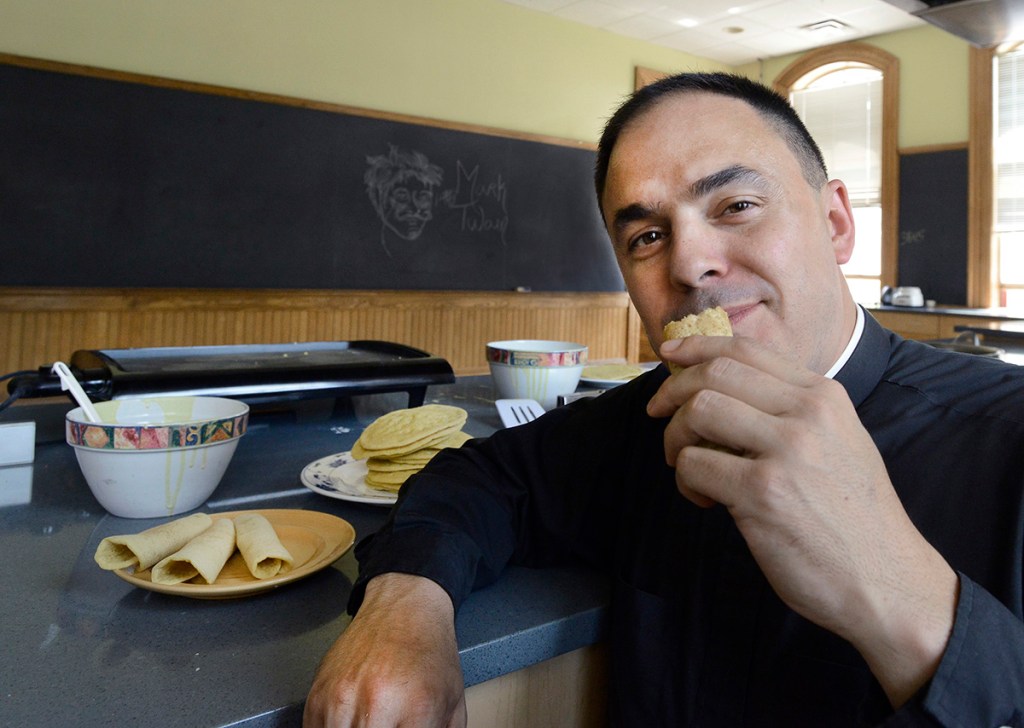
<box><xmin>300</xmin><ymin>451</ymin><xmax>397</xmax><ymax>506</ymax></box>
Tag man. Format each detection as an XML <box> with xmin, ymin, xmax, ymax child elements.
<box><xmin>305</xmin><ymin>73</ymin><xmax>1024</xmax><ymax>726</ymax></box>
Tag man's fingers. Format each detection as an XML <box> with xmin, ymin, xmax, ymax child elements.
<box><xmin>673</xmin><ymin>442</ymin><xmax>750</xmax><ymax>509</ymax></box>
<box><xmin>649</xmin><ymin>336</ymin><xmax>813</xmax><ymax>419</ymax></box>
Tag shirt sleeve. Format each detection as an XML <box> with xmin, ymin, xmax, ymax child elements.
<box><xmin>879</xmin><ymin>574</ymin><xmax>1024</xmax><ymax>727</ymax></box>
<box><xmin>346</xmin><ymin>377</ymin><xmax>652</xmax><ymax>615</ymax></box>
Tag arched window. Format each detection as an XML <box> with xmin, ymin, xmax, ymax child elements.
<box><xmin>775</xmin><ymin>43</ymin><xmax>899</xmax><ymax>305</ymax></box>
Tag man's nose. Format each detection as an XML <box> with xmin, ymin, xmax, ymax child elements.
<box><xmin>667</xmin><ymin>222</ymin><xmax>728</xmax><ymax>289</ymax></box>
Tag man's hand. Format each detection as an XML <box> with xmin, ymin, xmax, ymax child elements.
<box><xmin>304</xmin><ymin>573</ymin><xmax>467</xmax><ymax>728</ymax></box>
<box><xmin>648</xmin><ymin>335</ymin><xmax>958</xmax><ymax>708</ymax></box>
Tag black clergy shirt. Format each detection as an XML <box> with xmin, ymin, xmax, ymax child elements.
<box><xmin>351</xmin><ymin>313</ymin><xmax>1024</xmax><ymax>726</ymax></box>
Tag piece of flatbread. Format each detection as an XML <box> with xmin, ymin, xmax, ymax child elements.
<box><xmin>662</xmin><ymin>306</ymin><xmax>733</xmax><ymax>374</ymax></box>
<box><xmin>234</xmin><ymin>512</ymin><xmax>294</xmax><ymax>580</ymax></box>
<box><xmin>94</xmin><ymin>512</ymin><xmax>214</xmax><ymax>572</ymax></box>
<box><xmin>581</xmin><ymin>363</ymin><xmax>645</xmax><ymax>381</ymax></box>
<box><xmin>151</xmin><ymin>518</ymin><xmax>237</xmax><ymax>585</ymax></box>
<box><xmin>662</xmin><ymin>306</ymin><xmax>735</xmax><ymax>452</ymax></box>
<box><xmin>368</xmin><ymin>431</ymin><xmax>472</xmax><ymax>470</ymax></box>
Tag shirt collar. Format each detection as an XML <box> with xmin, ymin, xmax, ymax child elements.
<box><xmin>824</xmin><ymin>304</ymin><xmax>865</xmax><ymax>379</ymax></box>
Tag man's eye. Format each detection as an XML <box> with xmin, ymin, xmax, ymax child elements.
<box><xmin>724</xmin><ymin>200</ymin><xmax>755</xmax><ymax>215</ymax></box>
<box><xmin>628</xmin><ymin>230</ymin><xmax>663</xmax><ymax>250</ymax></box>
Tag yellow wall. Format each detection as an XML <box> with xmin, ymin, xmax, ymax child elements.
<box><xmin>741</xmin><ymin>25</ymin><xmax>971</xmax><ymax>149</ymax></box>
<box><xmin>0</xmin><ymin>1</ymin><xmax>973</xmax><ymax>148</ymax></box>
<box><xmin>0</xmin><ymin>0</ymin><xmax>728</xmax><ymax>143</ymax></box>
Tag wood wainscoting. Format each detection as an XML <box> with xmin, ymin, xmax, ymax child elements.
<box><xmin>0</xmin><ymin>287</ymin><xmax>643</xmax><ymax>378</ymax></box>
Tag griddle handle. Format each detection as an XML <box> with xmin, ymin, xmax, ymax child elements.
<box><xmin>6</xmin><ymin>365</ymin><xmax>111</xmax><ymax>401</ymax></box>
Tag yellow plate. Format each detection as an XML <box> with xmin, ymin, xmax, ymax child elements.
<box><xmin>113</xmin><ymin>508</ymin><xmax>355</xmax><ymax>599</ymax></box>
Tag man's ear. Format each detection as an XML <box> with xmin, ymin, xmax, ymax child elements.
<box><xmin>825</xmin><ymin>179</ymin><xmax>856</xmax><ymax>265</ymax></box>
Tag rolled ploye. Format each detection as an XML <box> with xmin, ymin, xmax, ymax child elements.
<box><xmin>94</xmin><ymin>512</ymin><xmax>214</xmax><ymax>572</ymax></box>
<box><xmin>234</xmin><ymin>512</ymin><xmax>294</xmax><ymax>579</ymax></box>
<box><xmin>151</xmin><ymin>518</ymin><xmax>237</xmax><ymax>585</ymax></box>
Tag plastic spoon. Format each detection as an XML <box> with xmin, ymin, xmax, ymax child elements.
<box><xmin>51</xmin><ymin>361</ymin><xmax>102</xmax><ymax>423</ymax></box>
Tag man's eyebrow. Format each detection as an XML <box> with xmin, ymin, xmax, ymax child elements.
<box><xmin>689</xmin><ymin>164</ymin><xmax>768</xmax><ymax>199</ymax></box>
<box><xmin>611</xmin><ymin>203</ymin><xmax>658</xmax><ymax>233</ymax></box>
<box><xmin>610</xmin><ymin>165</ymin><xmax>771</xmax><ymax>233</ymax></box>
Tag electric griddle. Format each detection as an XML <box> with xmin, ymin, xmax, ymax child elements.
<box><xmin>9</xmin><ymin>341</ymin><xmax>454</xmax><ymax>407</ymax></box>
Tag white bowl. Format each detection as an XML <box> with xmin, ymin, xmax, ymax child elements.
<box><xmin>486</xmin><ymin>340</ymin><xmax>587</xmax><ymax>410</ymax></box>
<box><xmin>65</xmin><ymin>396</ymin><xmax>249</xmax><ymax>518</ymax></box>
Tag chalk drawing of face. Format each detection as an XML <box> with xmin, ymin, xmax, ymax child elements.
<box><xmin>365</xmin><ymin>145</ymin><xmax>443</xmax><ymax>248</ymax></box>
<box><xmin>381</xmin><ymin>176</ymin><xmax>435</xmax><ymax>240</ymax></box>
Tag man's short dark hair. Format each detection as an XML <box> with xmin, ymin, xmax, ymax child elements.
<box><xmin>594</xmin><ymin>72</ymin><xmax>828</xmax><ymax>212</ymax></box>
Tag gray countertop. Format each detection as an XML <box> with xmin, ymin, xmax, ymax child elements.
<box><xmin>867</xmin><ymin>304</ymin><xmax>1024</xmax><ymax>320</ymax></box>
<box><xmin>954</xmin><ymin>320</ymin><xmax>1024</xmax><ymax>339</ymax></box>
<box><xmin>0</xmin><ymin>378</ymin><xmax>608</xmax><ymax>728</ymax></box>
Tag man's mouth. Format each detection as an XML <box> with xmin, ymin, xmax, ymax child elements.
<box><xmin>663</xmin><ymin>300</ymin><xmax>761</xmax><ymax>329</ymax></box>
<box><xmin>721</xmin><ymin>302</ymin><xmax>761</xmax><ymax>328</ymax></box>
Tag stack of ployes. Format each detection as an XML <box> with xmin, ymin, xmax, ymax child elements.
<box><xmin>352</xmin><ymin>404</ymin><xmax>471</xmax><ymax>493</ymax></box>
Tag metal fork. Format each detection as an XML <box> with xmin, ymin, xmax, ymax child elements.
<box><xmin>496</xmin><ymin>399</ymin><xmax>546</xmax><ymax>428</ymax></box>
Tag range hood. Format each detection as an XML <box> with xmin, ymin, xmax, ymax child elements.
<box><xmin>881</xmin><ymin>0</ymin><xmax>1024</xmax><ymax>47</ymax></box>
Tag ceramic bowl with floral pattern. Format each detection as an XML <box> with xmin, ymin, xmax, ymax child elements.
<box><xmin>66</xmin><ymin>396</ymin><xmax>249</xmax><ymax>518</ymax></box>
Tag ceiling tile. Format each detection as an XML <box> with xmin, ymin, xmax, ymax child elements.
<box><xmin>740</xmin><ymin>2</ymin><xmax>833</xmax><ymax>29</ymax></box>
<box><xmin>645</xmin><ymin>3</ymin><xmax>723</xmax><ymax>26</ymax></box>
<box><xmin>499</xmin><ymin>0</ymin><xmax>577</xmax><ymax>11</ymax></box>
<box><xmin>607</xmin><ymin>13</ymin><xmax>682</xmax><ymax>40</ymax></box>
<box><xmin>497</xmin><ymin>0</ymin><xmax>926</xmax><ymax>66</ymax></box>
<box><xmin>699</xmin><ymin>14</ymin><xmax>775</xmax><ymax>36</ymax></box>
<box><xmin>691</xmin><ymin>40</ymin><xmax>770</xmax><ymax>64</ymax></box>
<box><xmin>608</xmin><ymin>0</ymin><xmax>669</xmax><ymax>11</ymax></box>
<box><xmin>553</xmin><ymin>0</ymin><xmax>637</xmax><ymax>26</ymax></box>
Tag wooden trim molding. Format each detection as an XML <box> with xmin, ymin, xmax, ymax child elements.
<box><xmin>0</xmin><ymin>52</ymin><xmax>594</xmax><ymax>152</ymax></box>
<box><xmin>899</xmin><ymin>142</ymin><xmax>968</xmax><ymax>155</ymax></box>
<box><xmin>0</xmin><ymin>287</ymin><xmax>636</xmax><ymax>378</ymax></box>
<box><xmin>773</xmin><ymin>42</ymin><xmax>900</xmax><ymax>291</ymax></box>
<box><xmin>969</xmin><ymin>46</ymin><xmax>997</xmax><ymax>308</ymax></box>
<box><xmin>634</xmin><ymin>66</ymin><xmax>669</xmax><ymax>90</ymax></box>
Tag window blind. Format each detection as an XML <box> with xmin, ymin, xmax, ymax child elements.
<box><xmin>995</xmin><ymin>47</ymin><xmax>1024</xmax><ymax>231</ymax></box>
<box><xmin>790</xmin><ymin>75</ymin><xmax>882</xmax><ymax>206</ymax></box>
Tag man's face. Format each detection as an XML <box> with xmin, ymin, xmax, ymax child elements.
<box><xmin>600</xmin><ymin>92</ymin><xmax>857</xmax><ymax>375</ymax></box>
<box><xmin>382</xmin><ymin>178</ymin><xmax>435</xmax><ymax>240</ymax></box>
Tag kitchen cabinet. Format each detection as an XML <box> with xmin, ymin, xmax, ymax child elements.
<box><xmin>867</xmin><ymin>307</ymin><xmax>1024</xmax><ymax>341</ymax></box>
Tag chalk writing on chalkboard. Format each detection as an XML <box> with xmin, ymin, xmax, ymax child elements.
<box><xmin>443</xmin><ymin>160</ymin><xmax>510</xmax><ymax>243</ymax></box>
<box><xmin>362</xmin><ymin>144</ymin><xmax>512</xmax><ymax>272</ymax></box>
<box><xmin>900</xmin><ymin>229</ymin><xmax>926</xmax><ymax>247</ymax></box>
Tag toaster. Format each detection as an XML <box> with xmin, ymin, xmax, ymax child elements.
<box><xmin>891</xmin><ymin>286</ymin><xmax>925</xmax><ymax>307</ymax></box>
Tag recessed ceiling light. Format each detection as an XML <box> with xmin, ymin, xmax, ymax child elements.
<box><xmin>676</xmin><ymin>17</ymin><xmax>699</xmax><ymax>28</ymax></box>
<box><xmin>723</xmin><ymin>26</ymin><xmax>745</xmax><ymax>34</ymax></box>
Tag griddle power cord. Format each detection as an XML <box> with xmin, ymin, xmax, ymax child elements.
<box><xmin>0</xmin><ymin>370</ymin><xmax>37</xmax><ymax>414</ymax></box>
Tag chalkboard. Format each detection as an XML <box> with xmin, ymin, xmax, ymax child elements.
<box><xmin>897</xmin><ymin>148</ymin><xmax>968</xmax><ymax>305</ymax></box>
<box><xmin>0</xmin><ymin>59</ymin><xmax>623</xmax><ymax>292</ymax></box>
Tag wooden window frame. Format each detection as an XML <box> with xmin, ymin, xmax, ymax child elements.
<box><xmin>969</xmin><ymin>46</ymin><xmax>997</xmax><ymax>307</ymax></box>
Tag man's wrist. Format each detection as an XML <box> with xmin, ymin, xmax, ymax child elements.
<box><xmin>363</xmin><ymin>572</ymin><xmax>455</xmax><ymax>616</ymax></box>
<box><xmin>850</xmin><ymin>550</ymin><xmax>958</xmax><ymax>707</ymax></box>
